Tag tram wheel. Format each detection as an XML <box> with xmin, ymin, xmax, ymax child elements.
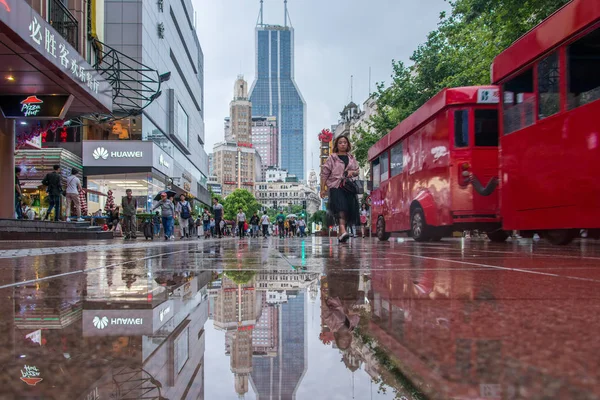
<box><xmin>411</xmin><ymin>207</ymin><xmax>430</xmax><ymax>242</ymax></box>
<box><xmin>487</xmin><ymin>229</ymin><xmax>509</xmax><ymax>243</ymax></box>
<box><xmin>376</xmin><ymin>217</ymin><xmax>391</xmax><ymax>242</ymax></box>
<box><xmin>544</xmin><ymin>229</ymin><xmax>576</xmax><ymax>246</ymax></box>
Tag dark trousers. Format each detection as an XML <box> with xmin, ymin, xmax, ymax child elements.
<box><xmin>122</xmin><ymin>215</ymin><xmax>137</xmax><ymax>237</ymax></box>
<box><xmin>45</xmin><ymin>194</ymin><xmax>60</xmax><ymax>221</ymax></box>
<box><xmin>238</xmin><ymin>222</ymin><xmax>245</xmax><ymax>238</ymax></box>
<box><xmin>262</xmin><ymin>225</ymin><xmax>269</xmax><ymax>237</ymax></box>
<box><xmin>278</xmin><ymin>223</ymin><xmax>285</xmax><ymax>237</ymax></box>
<box><xmin>15</xmin><ymin>195</ymin><xmax>22</xmax><ymax>219</ymax></box>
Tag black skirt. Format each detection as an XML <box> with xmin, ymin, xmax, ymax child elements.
<box><xmin>328</xmin><ymin>187</ymin><xmax>360</xmax><ymax>226</ymax></box>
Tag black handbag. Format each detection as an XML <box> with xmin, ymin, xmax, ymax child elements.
<box><xmin>341</xmin><ymin>173</ymin><xmax>365</xmax><ymax>195</ymax></box>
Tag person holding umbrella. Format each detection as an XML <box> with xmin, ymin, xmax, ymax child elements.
<box><xmin>153</xmin><ymin>191</ymin><xmax>175</xmax><ymax>240</ymax></box>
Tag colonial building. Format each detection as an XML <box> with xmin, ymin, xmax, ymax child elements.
<box><xmin>213</xmin><ymin>76</ymin><xmax>262</xmax><ymax>196</ymax></box>
<box><xmin>255</xmin><ymin>181</ymin><xmax>320</xmax><ymax>214</ymax></box>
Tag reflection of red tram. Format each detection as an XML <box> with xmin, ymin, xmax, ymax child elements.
<box><xmin>369</xmin><ymin>0</ymin><xmax>600</xmax><ymax>245</ymax></box>
<box><xmin>368</xmin><ymin>86</ymin><xmax>505</xmax><ymax>242</ymax></box>
<box><xmin>367</xmin><ymin>259</ymin><xmax>600</xmax><ymax>399</ymax></box>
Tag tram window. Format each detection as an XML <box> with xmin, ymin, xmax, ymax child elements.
<box><xmin>537</xmin><ymin>51</ymin><xmax>560</xmax><ymax>119</ymax></box>
<box><xmin>502</xmin><ymin>68</ymin><xmax>534</xmax><ymax>134</ymax></box>
<box><xmin>380</xmin><ymin>151</ymin><xmax>389</xmax><ymax>181</ymax></box>
<box><xmin>372</xmin><ymin>159</ymin><xmax>381</xmax><ymax>189</ymax></box>
<box><xmin>390</xmin><ymin>142</ymin><xmax>403</xmax><ymax>177</ymax></box>
<box><xmin>454</xmin><ymin>110</ymin><xmax>469</xmax><ymax>147</ymax></box>
<box><xmin>568</xmin><ymin>26</ymin><xmax>600</xmax><ymax>109</ymax></box>
<box><xmin>475</xmin><ymin>110</ymin><xmax>499</xmax><ymax>146</ymax></box>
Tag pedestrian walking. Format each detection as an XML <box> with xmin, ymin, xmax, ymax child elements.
<box><xmin>42</xmin><ymin>165</ymin><xmax>63</xmax><ymax>221</ymax></box>
<box><xmin>176</xmin><ymin>194</ymin><xmax>192</xmax><ymax>239</ymax></box>
<box><xmin>260</xmin><ymin>211</ymin><xmax>270</xmax><ymax>237</ymax></box>
<box><xmin>153</xmin><ymin>211</ymin><xmax>161</xmax><ymax>237</ymax></box>
<box><xmin>213</xmin><ymin>198</ymin><xmax>224</xmax><ymax>238</ymax></box>
<box><xmin>290</xmin><ymin>218</ymin><xmax>297</xmax><ymax>238</ymax></box>
<box><xmin>210</xmin><ymin>217</ymin><xmax>216</xmax><ymax>237</ymax></box>
<box><xmin>250</xmin><ymin>212</ymin><xmax>260</xmax><ymax>238</ymax></box>
<box><xmin>360</xmin><ymin>203</ymin><xmax>369</xmax><ymax>238</ymax></box>
<box><xmin>298</xmin><ymin>217</ymin><xmax>307</xmax><ymax>237</ymax></box>
<box><xmin>153</xmin><ymin>192</ymin><xmax>176</xmax><ymax>240</ymax></box>
<box><xmin>236</xmin><ymin>208</ymin><xmax>247</xmax><ymax>239</ymax></box>
<box><xmin>15</xmin><ymin>167</ymin><xmax>23</xmax><ymax>220</ymax></box>
<box><xmin>65</xmin><ymin>168</ymin><xmax>84</xmax><ymax>223</ymax></box>
<box><xmin>195</xmin><ymin>214</ymin><xmax>203</xmax><ymax>239</ymax></box>
<box><xmin>276</xmin><ymin>211</ymin><xmax>285</xmax><ymax>238</ymax></box>
<box><xmin>121</xmin><ymin>189</ymin><xmax>138</xmax><ymax>239</ymax></box>
<box><xmin>201</xmin><ymin>209</ymin><xmax>211</xmax><ymax>238</ymax></box>
<box><xmin>320</xmin><ymin>136</ymin><xmax>360</xmax><ymax>243</ymax></box>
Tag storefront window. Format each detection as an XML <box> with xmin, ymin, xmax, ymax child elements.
<box><xmin>86</xmin><ymin>173</ymin><xmax>166</xmax><ymax>214</ymax></box>
<box><xmin>85</xmin><ymin>117</ymin><xmax>142</xmax><ymax>141</ymax></box>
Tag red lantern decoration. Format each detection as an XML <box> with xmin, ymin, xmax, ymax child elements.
<box><xmin>318</xmin><ymin>129</ymin><xmax>333</xmax><ymax>143</ymax></box>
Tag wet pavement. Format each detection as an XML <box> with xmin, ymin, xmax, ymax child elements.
<box><xmin>0</xmin><ymin>236</ymin><xmax>599</xmax><ymax>400</ymax></box>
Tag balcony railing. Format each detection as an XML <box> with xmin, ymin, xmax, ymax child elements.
<box><xmin>48</xmin><ymin>0</ymin><xmax>79</xmax><ymax>50</ymax></box>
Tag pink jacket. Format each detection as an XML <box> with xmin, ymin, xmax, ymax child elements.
<box><xmin>320</xmin><ymin>154</ymin><xmax>360</xmax><ymax>189</ymax></box>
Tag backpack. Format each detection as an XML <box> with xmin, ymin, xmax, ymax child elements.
<box><xmin>277</xmin><ymin>216</ymin><xmax>284</xmax><ymax>223</ymax></box>
<box><xmin>180</xmin><ymin>203</ymin><xmax>190</xmax><ymax>219</ymax></box>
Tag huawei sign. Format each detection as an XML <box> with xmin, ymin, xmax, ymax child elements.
<box><xmin>93</xmin><ymin>147</ymin><xmax>109</xmax><ymax>160</ymax></box>
<box><xmin>91</xmin><ymin>315</ymin><xmax>143</xmax><ymax>329</ymax></box>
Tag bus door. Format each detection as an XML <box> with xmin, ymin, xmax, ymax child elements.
<box><xmin>450</xmin><ymin>108</ymin><xmax>474</xmax><ymax>212</ymax></box>
<box><xmin>469</xmin><ymin>108</ymin><xmax>500</xmax><ymax>214</ymax></box>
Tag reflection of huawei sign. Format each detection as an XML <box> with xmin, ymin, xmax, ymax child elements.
<box><xmin>92</xmin><ymin>315</ymin><xmax>143</xmax><ymax>329</ymax></box>
<box><xmin>93</xmin><ymin>147</ymin><xmax>109</xmax><ymax>160</ymax></box>
<box><xmin>93</xmin><ymin>316</ymin><xmax>109</xmax><ymax>329</ymax></box>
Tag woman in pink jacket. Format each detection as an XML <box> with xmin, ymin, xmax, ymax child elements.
<box><xmin>320</xmin><ymin>136</ymin><xmax>360</xmax><ymax>243</ymax></box>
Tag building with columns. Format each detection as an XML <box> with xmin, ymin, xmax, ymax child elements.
<box><xmin>255</xmin><ymin>181</ymin><xmax>320</xmax><ymax>214</ymax></box>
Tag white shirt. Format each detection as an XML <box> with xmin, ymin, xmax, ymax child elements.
<box><xmin>66</xmin><ymin>175</ymin><xmax>80</xmax><ymax>194</ymax></box>
<box><xmin>260</xmin><ymin>215</ymin><xmax>270</xmax><ymax>225</ymax></box>
<box><xmin>237</xmin><ymin>212</ymin><xmax>246</xmax><ymax>222</ymax></box>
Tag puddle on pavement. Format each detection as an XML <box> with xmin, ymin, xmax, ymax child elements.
<box><xmin>0</xmin><ymin>239</ymin><xmax>599</xmax><ymax>399</ymax></box>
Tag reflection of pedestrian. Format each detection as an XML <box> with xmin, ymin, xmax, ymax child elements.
<box><xmin>322</xmin><ymin>297</ymin><xmax>359</xmax><ymax>350</ymax></box>
<box><xmin>15</xmin><ymin>167</ymin><xmax>23</xmax><ymax>220</ymax></box>
<box><xmin>42</xmin><ymin>165</ymin><xmax>62</xmax><ymax>221</ymax></box>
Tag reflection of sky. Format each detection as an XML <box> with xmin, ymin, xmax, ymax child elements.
<box><xmin>204</xmin><ymin>287</ymin><xmax>395</xmax><ymax>400</ymax></box>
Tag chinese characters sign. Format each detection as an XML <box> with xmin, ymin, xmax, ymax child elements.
<box><xmin>0</xmin><ymin>95</ymin><xmax>72</xmax><ymax>119</ymax></box>
<box><xmin>0</xmin><ymin>0</ymin><xmax>112</xmax><ymax>111</ymax></box>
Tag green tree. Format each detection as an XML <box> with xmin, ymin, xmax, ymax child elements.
<box><xmin>309</xmin><ymin>210</ymin><xmax>328</xmax><ymax>228</ymax></box>
<box><xmin>223</xmin><ymin>189</ymin><xmax>261</xmax><ymax>221</ymax></box>
<box><xmin>224</xmin><ymin>270</ymin><xmax>257</xmax><ymax>285</ymax></box>
<box><xmin>352</xmin><ymin>0</ymin><xmax>569</xmax><ymax>167</ymax></box>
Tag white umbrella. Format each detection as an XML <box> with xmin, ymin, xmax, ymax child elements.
<box><xmin>286</xmin><ymin>214</ymin><xmax>297</xmax><ymax>219</ymax></box>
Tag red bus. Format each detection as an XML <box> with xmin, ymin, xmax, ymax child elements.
<box><xmin>367</xmin><ymin>86</ymin><xmax>507</xmax><ymax>242</ymax></box>
<box><xmin>491</xmin><ymin>0</ymin><xmax>600</xmax><ymax>245</ymax></box>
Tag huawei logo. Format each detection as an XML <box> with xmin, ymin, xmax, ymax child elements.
<box><xmin>93</xmin><ymin>147</ymin><xmax>109</xmax><ymax>160</ymax></box>
<box><xmin>93</xmin><ymin>316</ymin><xmax>109</xmax><ymax>329</ymax></box>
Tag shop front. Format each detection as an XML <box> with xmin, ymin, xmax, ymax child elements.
<box><xmin>0</xmin><ymin>0</ymin><xmax>112</xmax><ymax>218</ymax></box>
<box><xmin>15</xmin><ymin>148</ymin><xmax>83</xmax><ymax>219</ymax></box>
<box><xmin>82</xmin><ymin>141</ymin><xmax>174</xmax><ymax>213</ymax></box>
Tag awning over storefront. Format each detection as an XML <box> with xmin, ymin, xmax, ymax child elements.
<box><xmin>0</xmin><ymin>0</ymin><xmax>112</xmax><ymax>118</ymax></box>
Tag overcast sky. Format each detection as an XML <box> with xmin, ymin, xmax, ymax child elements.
<box><xmin>193</xmin><ymin>0</ymin><xmax>450</xmax><ymax>177</ymax></box>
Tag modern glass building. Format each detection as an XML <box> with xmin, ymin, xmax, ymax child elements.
<box><xmin>249</xmin><ymin>19</ymin><xmax>306</xmax><ymax>181</ymax></box>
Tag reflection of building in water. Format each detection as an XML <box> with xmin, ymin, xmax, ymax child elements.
<box><xmin>256</xmin><ymin>270</ymin><xmax>320</xmax><ymax>291</ymax></box>
<box><xmin>253</xmin><ymin>291</ymin><xmax>279</xmax><ymax>355</ymax></box>
<box><xmin>250</xmin><ymin>291</ymin><xmax>307</xmax><ymax>400</ymax></box>
<box><xmin>215</xmin><ymin>275</ymin><xmax>260</xmax><ymax>396</ymax></box>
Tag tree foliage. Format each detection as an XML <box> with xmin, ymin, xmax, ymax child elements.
<box><xmin>222</xmin><ymin>189</ymin><xmax>261</xmax><ymax>221</ymax></box>
<box><xmin>353</xmin><ymin>0</ymin><xmax>569</xmax><ymax>166</ymax></box>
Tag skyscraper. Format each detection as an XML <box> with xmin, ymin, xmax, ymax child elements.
<box><xmin>250</xmin><ymin>0</ymin><xmax>307</xmax><ymax>181</ymax></box>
